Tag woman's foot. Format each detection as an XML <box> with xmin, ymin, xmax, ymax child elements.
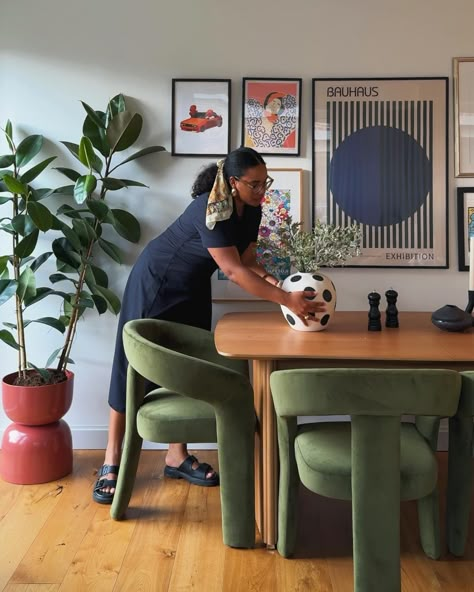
<box><xmin>92</xmin><ymin>463</ymin><xmax>120</xmax><ymax>504</ymax></box>
<box><xmin>165</xmin><ymin>447</ymin><xmax>218</xmax><ymax>485</ymax></box>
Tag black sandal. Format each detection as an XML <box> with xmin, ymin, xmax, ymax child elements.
<box><xmin>92</xmin><ymin>464</ymin><xmax>120</xmax><ymax>504</ymax></box>
<box><xmin>164</xmin><ymin>455</ymin><xmax>219</xmax><ymax>487</ymax></box>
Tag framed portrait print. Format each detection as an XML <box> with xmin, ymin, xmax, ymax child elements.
<box><xmin>211</xmin><ymin>168</ymin><xmax>303</xmax><ymax>301</ymax></box>
<box><xmin>242</xmin><ymin>78</ymin><xmax>302</xmax><ymax>156</ymax></box>
<box><xmin>457</xmin><ymin>187</ymin><xmax>474</xmax><ymax>271</ymax></box>
<box><xmin>312</xmin><ymin>77</ymin><xmax>448</xmax><ymax>268</ymax></box>
<box><xmin>453</xmin><ymin>58</ymin><xmax>474</xmax><ymax>177</ymax></box>
<box><xmin>172</xmin><ymin>79</ymin><xmax>231</xmax><ymax>156</ymax></box>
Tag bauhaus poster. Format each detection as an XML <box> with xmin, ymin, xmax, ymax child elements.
<box><xmin>312</xmin><ymin>78</ymin><xmax>448</xmax><ymax>268</ymax></box>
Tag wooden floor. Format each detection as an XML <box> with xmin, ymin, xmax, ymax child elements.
<box><xmin>0</xmin><ymin>450</ymin><xmax>473</xmax><ymax>592</ymax></box>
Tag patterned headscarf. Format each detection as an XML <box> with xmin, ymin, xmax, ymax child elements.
<box><xmin>205</xmin><ymin>159</ymin><xmax>234</xmax><ymax>230</ymax></box>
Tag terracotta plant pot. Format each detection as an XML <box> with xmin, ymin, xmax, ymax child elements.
<box><xmin>1</xmin><ymin>370</ymin><xmax>74</xmax><ymax>484</ymax></box>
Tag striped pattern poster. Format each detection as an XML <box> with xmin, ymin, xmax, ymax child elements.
<box><xmin>312</xmin><ymin>78</ymin><xmax>448</xmax><ymax>267</ymax></box>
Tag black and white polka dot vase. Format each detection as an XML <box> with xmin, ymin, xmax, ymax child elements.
<box><xmin>280</xmin><ymin>271</ymin><xmax>336</xmax><ymax>332</ymax></box>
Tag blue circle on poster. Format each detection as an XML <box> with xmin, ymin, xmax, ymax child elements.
<box><xmin>329</xmin><ymin>126</ymin><xmax>432</xmax><ymax>226</ymax></box>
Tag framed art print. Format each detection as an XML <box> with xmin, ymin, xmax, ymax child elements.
<box><xmin>453</xmin><ymin>58</ymin><xmax>474</xmax><ymax>177</ymax></box>
<box><xmin>172</xmin><ymin>79</ymin><xmax>231</xmax><ymax>156</ymax></box>
<box><xmin>242</xmin><ymin>78</ymin><xmax>302</xmax><ymax>156</ymax></box>
<box><xmin>457</xmin><ymin>187</ymin><xmax>474</xmax><ymax>271</ymax></box>
<box><xmin>312</xmin><ymin>77</ymin><xmax>448</xmax><ymax>268</ymax></box>
<box><xmin>211</xmin><ymin>168</ymin><xmax>303</xmax><ymax>301</ymax></box>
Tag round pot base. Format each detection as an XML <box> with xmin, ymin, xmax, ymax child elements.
<box><xmin>1</xmin><ymin>420</ymin><xmax>73</xmax><ymax>484</ymax></box>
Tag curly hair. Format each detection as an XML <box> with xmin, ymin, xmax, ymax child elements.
<box><xmin>191</xmin><ymin>147</ymin><xmax>266</xmax><ymax>198</ymax></box>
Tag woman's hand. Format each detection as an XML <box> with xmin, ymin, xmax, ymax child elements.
<box><xmin>283</xmin><ymin>290</ymin><xmax>327</xmax><ymax>326</ymax></box>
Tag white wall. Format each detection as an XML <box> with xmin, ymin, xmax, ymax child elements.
<box><xmin>1</xmin><ymin>0</ymin><xmax>473</xmax><ymax>447</ymax></box>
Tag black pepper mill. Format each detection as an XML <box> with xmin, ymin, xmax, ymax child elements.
<box><xmin>385</xmin><ymin>288</ymin><xmax>399</xmax><ymax>328</ymax></box>
<box><xmin>368</xmin><ymin>291</ymin><xmax>382</xmax><ymax>331</ymax></box>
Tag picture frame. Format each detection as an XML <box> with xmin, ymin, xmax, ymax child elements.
<box><xmin>453</xmin><ymin>58</ymin><xmax>474</xmax><ymax>177</ymax></box>
<box><xmin>457</xmin><ymin>187</ymin><xmax>474</xmax><ymax>271</ymax></box>
<box><xmin>312</xmin><ymin>77</ymin><xmax>448</xmax><ymax>268</ymax></box>
<box><xmin>211</xmin><ymin>168</ymin><xmax>303</xmax><ymax>301</ymax></box>
<box><xmin>241</xmin><ymin>78</ymin><xmax>302</xmax><ymax>156</ymax></box>
<box><xmin>171</xmin><ymin>79</ymin><xmax>231</xmax><ymax>156</ymax></box>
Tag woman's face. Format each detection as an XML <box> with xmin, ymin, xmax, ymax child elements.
<box><xmin>231</xmin><ymin>164</ymin><xmax>269</xmax><ymax>207</ymax></box>
<box><xmin>266</xmin><ymin>98</ymin><xmax>282</xmax><ymax>114</ymax></box>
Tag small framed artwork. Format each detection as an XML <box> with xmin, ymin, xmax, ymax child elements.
<box><xmin>453</xmin><ymin>58</ymin><xmax>474</xmax><ymax>177</ymax></box>
<box><xmin>211</xmin><ymin>168</ymin><xmax>303</xmax><ymax>301</ymax></box>
<box><xmin>312</xmin><ymin>77</ymin><xmax>448</xmax><ymax>268</ymax></box>
<box><xmin>457</xmin><ymin>187</ymin><xmax>474</xmax><ymax>271</ymax></box>
<box><xmin>171</xmin><ymin>79</ymin><xmax>231</xmax><ymax>156</ymax></box>
<box><xmin>241</xmin><ymin>78</ymin><xmax>302</xmax><ymax>156</ymax></box>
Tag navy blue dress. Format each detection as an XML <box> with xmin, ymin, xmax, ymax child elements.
<box><xmin>108</xmin><ymin>192</ymin><xmax>262</xmax><ymax>412</ymax></box>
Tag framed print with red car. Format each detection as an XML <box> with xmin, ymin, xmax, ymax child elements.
<box><xmin>172</xmin><ymin>79</ymin><xmax>231</xmax><ymax>156</ymax></box>
<box><xmin>242</xmin><ymin>78</ymin><xmax>302</xmax><ymax>156</ymax></box>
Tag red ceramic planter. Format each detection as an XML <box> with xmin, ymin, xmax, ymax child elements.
<box><xmin>1</xmin><ymin>370</ymin><xmax>74</xmax><ymax>484</ymax></box>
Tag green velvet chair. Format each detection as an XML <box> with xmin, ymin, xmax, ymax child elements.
<box><xmin>270</xmin><ymin>368</ymin><xmax>461</xmax><ymax>592</ymax></box>
<box><xmin>446</xmin><ymin>370</ymin><xmax>474</xmax><ymax>556</ymax></box>
<box><xmin>110</xmin><ymin>319</ymin><xmax>256</xmax><ymax>549</ymax></box>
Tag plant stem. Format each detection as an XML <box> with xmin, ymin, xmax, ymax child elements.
<box><xmin>12</xmin><ymin>179</ymin><xmax>27</xmax><ymax>379</ymax></box>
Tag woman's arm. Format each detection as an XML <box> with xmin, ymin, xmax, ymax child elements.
<box><xmin>239</xmin><ymin>242</ymin><xmax>280</xmax><ymax>286</ymax></box>
<box><xmin>208</xmin><ymin>245</ymin><xmax>325</xmax><ymax>320</ymax></box>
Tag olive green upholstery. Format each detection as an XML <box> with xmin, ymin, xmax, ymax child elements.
<box><xmin>270</xmin><ymin>368</ymin><xmax>461</xmax><ymax>592</ymax></box>
<box><xmin>447</xmin><ymin>371</ymin><xmax>474</xmax><ymax>556</ymax></box>
<box><xmin>110</xmin><ymin>319</ymin><xmax>256</xmax><ymax>549</ymax></box>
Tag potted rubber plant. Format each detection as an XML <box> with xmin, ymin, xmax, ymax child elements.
<box><xmin>258</xmin><ymin>216</ymin><xmax>361</xmax><ymax>332</ymax></box>
<box><xmin>0</xmin><ymin>95</ymin><xmax>165</xmax><ymax>484</ymax></box>
<box><xmin>0</xmin><ymin>121</ymin><xmax>75</xmax><ymax>483</ymax></box>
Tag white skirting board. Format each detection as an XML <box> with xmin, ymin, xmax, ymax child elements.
<box><xmin>0</xmin><ymin>420</ymin><xmax>450</xmax><ymax>451</ymax></box>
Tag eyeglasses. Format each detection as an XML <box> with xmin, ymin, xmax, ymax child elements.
<box><xmin>234</xmin><ymin>176</ymin><xmax>274</xmax><ymax>193</ymax></box>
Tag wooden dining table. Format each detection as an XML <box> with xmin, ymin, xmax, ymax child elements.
<box><xmin>214</xmin><ymin>310</ymin><xmax>474</xmax><ymax>547</ymax></box>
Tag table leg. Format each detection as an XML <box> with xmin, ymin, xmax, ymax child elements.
<box><xmin>252</xmin><ymin>359</ymin><xmax>277</xmax><ymax>548</ymax></box>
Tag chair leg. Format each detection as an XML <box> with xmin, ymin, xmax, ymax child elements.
<box><xmin>417</xmin><ymin>490</ymin><xmax>440</xmax><ymax>559</ymax></box>
<box><xmin>215</xmin><ymin>403</ymin><xmax>255</xmax><ymax>548</ymax></box>
<box><xmin>110</xmin><ymin>427</ymin><xmax>143</xmax><ymax>520</ymax></box>
<box><xmin>447</xmin><ymin>416</ymin><xmax>473</xmax><ymax>556</ymax></box>
<box><xmin>352</xmin><ymin>416</ymin><xmax>401</xmax><ymax>592</ymax></box>
<box><xmin>276</xmin><ymin>418</ymin><xmax>298</xmax><ymax>558</ymax></box>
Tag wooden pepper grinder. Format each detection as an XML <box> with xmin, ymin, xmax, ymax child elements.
<box><xmin>368</xmin><ymin>290</ymin><xmax>382</xmax><ymax>331</ymax></box>
<box><xmin>385</xmin><ymin>288</ymin><xmax>399</xmax><ymax>328</ymax></box>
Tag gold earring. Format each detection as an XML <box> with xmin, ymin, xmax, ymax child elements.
<box><xmin>231</xmin><ymin>187</ymin><xmax>237</xmax><ymax>197</ymax></box>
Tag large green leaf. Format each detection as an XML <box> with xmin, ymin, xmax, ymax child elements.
<box><xmin>72</xmin><ymin>218</ymin><xmax>97</xmax><ymax>245</ymax></box>
<box><xmin>52</xmin><ymin>237</ymin><xmax>81</xmax><ymax>269</ymax></box>
<box><xmin>29</xmin><ymin>188</ymin><xmax>54</xmax><ymax>202</ymax></box>
<box><xmin>15</xmin><ymin>229</ymin><xmax>39</xmax><ymax>258</ymax></box>
<box><xmin>101</xmin><ymin>177</ymin><xmax>127</xmax><ymax>191</ymax></box>
<box><xmin>94</xmin><ymin>285</ymin><xmax>121</xmax><ymax>314</ymax></box>
<box><xmin>52</xmin><ymin>184</ymin><xmax>75</xmax><ymax>197</ymax></box>
<box><xmin>98</xmin><ymin>237</ymin><xmax>122</xmax><ymax>263</ymax></box>
<box><xmin>91</xmin><ymin>264</ymin><xmax>108</xmax><ymax>287</ymax></box>
<box><xmin>0</xmin><ymin>279</ymin><xmax>17</xmax><ymax>305</ymax></box>
<box><xmin>118</xmin><ymin>179</ymin><xmax>148</xmax><ymax>188</ymax></box>
<box><xmin>106</xmin><ymin>94</ymin><xmax>126</xmax><ymax>124</ymax></box>
<box><xmin>30</xmin><ymin>317</ymin><xmax>66</xmax><ymax>334</ymax></box>
<box><xmin>81</xmin><ymin>101</ymin><xmax>106</xmax><ymax>129</ymax></box>
<box><xmin>78</xmin><ymin>136</ymin><xmax>96</xmax><ymax>169</ymax></box>
<box><xmin>74</xmin><ymin>175</ymin><xmax>97</xmax><ymax>204</ymax></box>
<box><xmin>91</xmin><ymin>293</ymin><xmax>108</xmax><ymax>314</ymax></box>
<box><xmin>20</xmin><ymin>156</ymin><xmax>56</xmax><ymax>184</ymax></box>
<box><xmin>111</xmin><ymin>146</ymin><xmax>165</xmax><ymax>171</ymax></box>
<box><xmin>30</xmin><ymin>251</ymin><xmax>52</xmax><ymax>272</ymax></box>
<box><xmin>56</xmin><ymin>204</ymin><xmax>85</xmax><ymax>218</ymax></box>
<box><xmin>0</xmin><ymin>195</ymin><xmax>12</xmax><ymax>205</ymax></box>
<box><xmin>3</xmin><ymin>174</ymin><xmax>28</xmax><ymax>196</ymax></box>
<box><xmin>0</xmin><ymin>154</ymin><xmax>15</xmax><ymax>168</ymax></box>
<box><xmin>0</xmin><ymin>329</ymin><xmax>19</xmax><ymax>350</ymax></box>
<box><xmin>61</xmin><ymin>224</ymin><xmax>83</xmax><ymax>252</ymax></box>
<box><xmin>28</xmin><ymin>201</ymin><xmax>54</xmax><ymax>232</ymax></box>
<box><xmin>17</xmin><ymin>267</ymin><xmax>36</xmax><ymax>303</ymax></box>
<box><xmin>87</xmin><ymin>199</ymin><xmax>109</xmax><ymax>221</ymax></box>
<box><xmin>54</xmin><ymin>167</ymin><xmax>81</xmax><ymax>182</ymax></box>
<box><xmin>110</xmin><ymin>208</ymin><xmax>140</xmax><ymax>243</ymax></box>
<box><xmin>106</xmin><ymin>111</ymin><xmax>142</xmax><ymax>153</ymax></box>
<box><xmin>61</xmin><ymin>141</ymin><xmax>80</xmax><ymax>160</ymax></box>
<box><xmin>83</xmin><ymin>110</ymin><xmax>110</xmax><ymax>157</ymax></box>
<box><xmin>49</xmin><ymin>273</ymin><xmax>76</xmax><ymax>285</ymax></box>
<box><xmin>24</xmin><ymin>286</ymin><xmax>70</xmax><ymax>308</ymax></box>
<box><xmin>12</xmin><ymin>214</ymin><xmax>35</xmax><ymax>236</ymax></box>
<box><xmin>15</xmin><ymin>135</ymin><xmax>43</xmax><ymax>168</ymax></box>
<box><xmin>0</xmin><ymin>255</ymin><xmax>9</xmax><ymax>275</ymax></box>
<box><xmin>4</xmin><ymin>120</ymin><xmax>14</xmax><ymax>150</ymax></box>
